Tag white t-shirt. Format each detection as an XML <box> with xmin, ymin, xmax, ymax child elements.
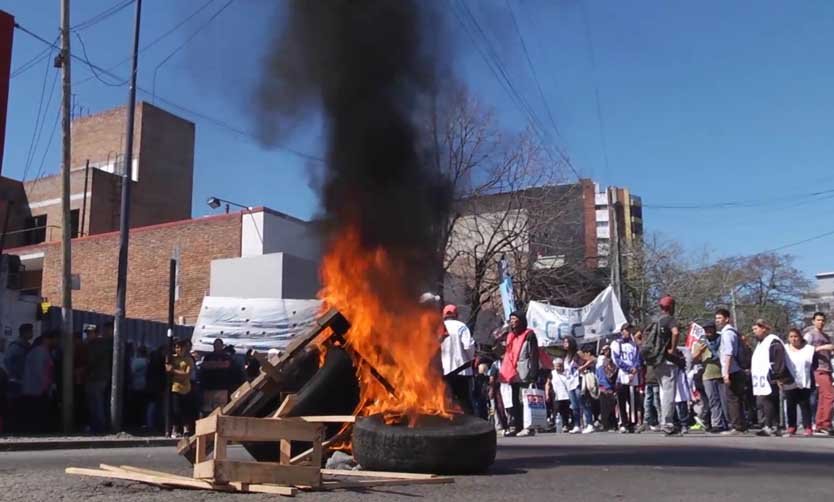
<box><xmin>550</xmin><ymin>371</ymin><xmax>571</xmax><ymax>401</ymax></box>
<box><xmin>441</xmin><ymin>319</ymin><xmax>475</xmax><ymax>376</ymax></box>
<box><xmin>784</xmin><ymin>343</ymin><xmax>815</xmax><ymax>390</ymax></box>
<box><xmin>563</xmin><ymin>354</ymin><xmax>581</xmax><ymax>391</ymax></box>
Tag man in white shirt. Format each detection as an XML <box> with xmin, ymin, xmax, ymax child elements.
<box><xmin>442</xmin><ymin>304</ymin><xmax>476</xmax><ymax>414</ymax></box>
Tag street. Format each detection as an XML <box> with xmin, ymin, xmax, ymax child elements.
<box><xmin>2</xmin><ymin>432</ymin><xmax>833</xmax><ymax>501</ymax></box>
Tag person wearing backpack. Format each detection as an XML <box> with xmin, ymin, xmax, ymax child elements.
<box><xmin>498</xmin><ymin>311</ymin><xmax>539</xmax><ymax>437</ymax></box>
<box><xmin>716</xmin><ymin>308</ymin><xmax>748</xmax><ymax>435</ymax></box>
<box><xmin>640</xmin><ymin>295</ymin><xmax>682</xmax><ymax>436</ymax></box>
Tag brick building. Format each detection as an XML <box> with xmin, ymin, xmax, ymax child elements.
<box><xmin>1</xmin><ymin>103</ymin><xmax>320</xmax><ymax>325</ymax></box>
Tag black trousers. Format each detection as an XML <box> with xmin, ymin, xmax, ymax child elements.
<box><xmin>599</xmin><ymin>391</ymin><xmax>617</xmax><ymax>430</ymax></box>
<box><xmin>510</xmin><ymin>383</ymin><xmax>523</xmax><ymax>430</ymax></box>
<box><xmin>725</xmin><ymin>372</ymin><xmax>748</xmax><ymax>432</ymax></box>
<box><xmin>756</xmin><ymin>389</ymin><xmax>780</xmax><ymax>429</ymax></box>
<box><xmin>784</xmin><ymin>387</ymin><xmax>812</xmax><ymax>430</ymax></box>
<box><xmin>554</xmin><ymin>400</ymin><xmax>571</xmax><ymax>428</ymax></box>
<box><xmin>616</xmin><ymin>385</ymin><xmax>635</xmax><ymax>427</ymax></box>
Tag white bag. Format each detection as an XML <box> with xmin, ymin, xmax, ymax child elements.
<box><xmin>522</xmin><ymin>387</ymin><xmax>548</xmax><ymax>430</ymax></box>
<box><xmin>500</xmin><ymin>383</ymin><xmax>514</xmax><ymax>409</ymax></box>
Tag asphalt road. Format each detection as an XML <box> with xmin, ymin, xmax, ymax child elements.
<box><xmin>2</xmin><ymin>432</ymin><xmax>833</xmax><ymax>501</ymax></box>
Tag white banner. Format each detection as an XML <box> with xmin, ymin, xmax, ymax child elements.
<box><xmin>191</xmin><ymin>297</ymin><xmax>322</xmax><ymax>353</ymax></box>
<box><xmin>526</xmin><ymin>286</ymin><xmax>627</xmax><ymax>347</ymax></box>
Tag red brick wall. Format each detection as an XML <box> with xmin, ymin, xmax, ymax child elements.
<box><xmin>35</xmin><ymin>213</ymin><xmax>241</xmax><ymax>324</ymax></box>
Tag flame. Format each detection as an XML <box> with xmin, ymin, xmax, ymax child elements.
<box><xmin>318</xmin><ymin>227</ymin><xmax>456</xmax><ymax>425</ymax></box>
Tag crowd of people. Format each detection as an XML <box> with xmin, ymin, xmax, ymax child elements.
<box><xmin>440</xmin><ymin>295</ymin><xmax>834</xmax><ymax>439</ymax></box>
<box><xmin>0</xmin><ymin>321</ymin><xmax>265</xmax><ymax>437</ymax></box>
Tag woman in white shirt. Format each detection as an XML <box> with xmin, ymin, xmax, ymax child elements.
<box><xmin>784</xmin><ymin>328</ymin><xmax>815</xmax><ymax>436</ymax></box>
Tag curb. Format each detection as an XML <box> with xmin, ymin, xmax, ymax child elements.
<box><xmin>0</xmin><ymin>438</ymin><xmax>178</xmax><ymax>452</ymax></box>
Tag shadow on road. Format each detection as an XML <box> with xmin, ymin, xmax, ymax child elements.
<box><xmin>490</xmin><ymin>442</ymin><xmax>834</xmax><ymax>474</ymax></box>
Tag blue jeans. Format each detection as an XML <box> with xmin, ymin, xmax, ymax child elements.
<box><xmin>703</xmin><ymin>378</ymin><xmax>727</xmax><ymax>430</ymax></box>
<box><xmin>568</xmin><ymin>388</ymin><xmax>593</xmax><ymax>428</ymax></box>
<box><xmin>644</xmin><ymin>384</ymin><xmax>660</xmax><ymax>426</ymax></box>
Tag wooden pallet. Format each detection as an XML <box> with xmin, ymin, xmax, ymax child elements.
<box><xmin>193</xmin><ymin>414</ymin><xmax>324</xmax><ymax>488</ymax></box>
<box><xmin>66</xmin><ymin>464</ymin><xmax>454</xmax><ymax>496</ymax></box>
<box><xmin>177</xmin><ymin>309</ymin><xmax>349</xmax><ymax>463</ymax></box>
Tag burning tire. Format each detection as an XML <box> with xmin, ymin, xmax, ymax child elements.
<box><xmin>352</xmin><ymin>414</ymin><xmax>496</xmax><ymax>474</ymax></box>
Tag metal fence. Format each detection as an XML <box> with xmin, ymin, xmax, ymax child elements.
<box><xmin>42</xmin><ymin>307</ymin><xmax>193</xmax><ymax>349</ymax></box>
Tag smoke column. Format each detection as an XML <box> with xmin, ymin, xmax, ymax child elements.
<box><xmin>257</xmin><ymin>0</ymin><xmax>452</xmax><ymax>299</ymax></box>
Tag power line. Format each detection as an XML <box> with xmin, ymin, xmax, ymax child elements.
<box><xmin>151</xmin><ymin>0</ymin><xmax>236</xmax><ymax>101</ymax></box>
<box><xmin>15</xmin><ymin>22</ymin><xmax>326</xmax><ymax>164</ymax></box>
<box><xmin>452</xmin><ymin>0</ymin><xmax>580</xmax><ymax>179</ymax></box>
<box><xmin>580</xmin><ymin>0</ymin><xmax>610</xmax><ymax>179</ymax></box>
<box><xmin>74</xmin><ymin>32</ymin><xmax>128</xmax><ymax>87</ymax></box>
<box><xmin>75</xmin><ymin>0</ymin><xmax>219</xmax><ymax>87</ymax></box>
<box><xmin>22</xmin><ymin>52</ymin><xmax>60</xmax><ymax>182</ymax></box>
<box><xmin>763</xmin><ymin>228</ymin><xmax>834</xmax><ymax>253</ymax></box>
<box><xmin>71</xmin><ymin>0</ymin><xmax>134</xmax><ymax>31</ymax></box>
<box><xmin>645</xmin><ymin>187</ymin><xmax>834</xmax><ymax>210</ymax></box>
<box><xmin>10</xmin><ymin>35</ymin><xmax>59</xmax><ymax>79</ymax></box>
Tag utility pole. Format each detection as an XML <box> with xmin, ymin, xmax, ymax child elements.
<box><xmin>111</xmin><ymin>0</ymin><xmax>142</xmax><ymax>432</ymax></box>
<box><xmin>59</xmin><ymin>0</ymin><xmax>74</xmax><ymax>434</ymax></box>
<box><xmin>608</xmin><ymin>187</ymin><xmax>623</xmax><ymax>304</ymax></box>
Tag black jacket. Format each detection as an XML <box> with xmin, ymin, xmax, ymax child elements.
<box><xmin>769</xmin><ymin>341</ymin><xmax>794</xmax><ymax>386</ymax></box>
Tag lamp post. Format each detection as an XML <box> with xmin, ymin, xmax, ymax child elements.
<box><xmin>206</xmin><ymin>196</ymin><xmax>250</xmax><ymax>214</ymax></box>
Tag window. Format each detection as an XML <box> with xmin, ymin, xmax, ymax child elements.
<box><xmin>25</xmin><ymin>215</ymin><xmax>47</xmax><ymax>245</ymax></box>
<box><xmin>70</xmin><ymin>209</ymin><xmax>80</xmax><ymax>238</ymax></box>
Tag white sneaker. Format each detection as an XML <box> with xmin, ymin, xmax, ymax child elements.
<box><xmin>582</xmin><ymin>424</ymin><xmax>595</xmax><ymax>434</ymax></box>
<box><xmin>649</xmin><ymin>425</ymin><xmax>660</xmax><ymax>432</ymax></box>
<box><xmin>517</xmin><ymin>428</ymin><xmax>536</xmax><ymax>437</ymax></box>
<box><xmin>570</xmin><ymin>426</ymin><xmax>582</xmax><ymax>434</ymax></box>
<box><xmin>618</xmin><ymin>426</ymin><xmax>628</xmax><ymax>434</ymax></box>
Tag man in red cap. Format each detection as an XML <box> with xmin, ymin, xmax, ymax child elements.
<box><xmin>646</xmin><ymin>295</ymin><xmax>682</xmax><ymax>435</ymax></box>
<box><xmin>441</xmin><ymin>304</ymin><xmax>476</xmax><ymax>414</ymax></box>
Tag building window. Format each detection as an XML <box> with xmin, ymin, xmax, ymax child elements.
<box><xmin>25</xmin><ymin>215</ymin><xmax>47</xmax><ymax>245</ymax></box>
<box><xmin>70</xmin><ymin>209</ymin><xmax>80</xmax><ymax>238</ymax></box>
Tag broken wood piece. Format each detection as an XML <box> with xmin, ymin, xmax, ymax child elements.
<box><xmin>273</xmin><ymin>393</ymin><xmax>298</xmax><ymax>418</ymax></box>
<box><xmin>253</xmin><ymin>351</ymin><xmax>283</xmax><ymax>383</ymax></box>
<box><xmin>107</xmin><ymin>465</ymin><xmax>197</xmax><ymax>483</ymax></box>
<box><xmin>229</xmin><ymin>481</ymin><xmax>297</xmax><ymax>496</ymax></box>
<box><xmin>278</xmin><ymin>415</ymin><xmax>356</xmax><ymax>423</ymax></box>
<box><xmin>196</xmin><ymin>414</ymin><xmax>324</xmax><ymax>443</ymax></box>
<box><xmin>321</xmin><ymin>477</ymin><xmax>455</xmax><ymax>489</ymax></box>
<box><xmin>321</xmin><ymin>468</ymin><xmax>438</xmax><ymax>480</ymax></box>
<box><xmin>66</xmin><ymin>467</ymin><xmax>236</xmax><ymax>492</ymax></box>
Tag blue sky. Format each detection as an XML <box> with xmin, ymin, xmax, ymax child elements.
<box><xmin>2</xmin><ymin>0</ymin><xmax>833</xmax><ymax>278</ymax></box>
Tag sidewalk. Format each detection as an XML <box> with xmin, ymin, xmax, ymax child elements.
<box><xmin>0</xmin><ymin>432</ymin><xmax>178</xmax><ymax>452</ymax></box>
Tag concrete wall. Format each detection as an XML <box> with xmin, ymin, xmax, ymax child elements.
<box><xmin>241</xmin><ymin>209</ymin><xmax>320</xmax><ymax>260</ymax></box>
<box><xmin>210</xmin><ymin>252</ymin><xmax>319</xmax><ymax>300</ymax></box>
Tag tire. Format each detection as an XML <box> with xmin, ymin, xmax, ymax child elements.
<box><xmin>244</xmin><ymin>347</ymin><xmax>359</xmax><ymax>462</ymax></box>
<box><xmin>352</xmin><ymin>414</ymin><xmax>496</xmax><ymax>474</ymax></box>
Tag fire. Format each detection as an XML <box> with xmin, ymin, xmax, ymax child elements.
<box><xmin>318</xmin><ymin>227</ymin><xmax>457</xmax><ymax>425</ymax></box>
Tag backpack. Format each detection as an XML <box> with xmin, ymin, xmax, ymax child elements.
<box><xmin>516</xmin><ymin>331</ymin><xmax>540</xmax><ymax>384</ymax></box>
<box><xmin>732</xmin><ymin>328</ymin><xmax>753</xmax><ymax>371</ymax></box>
<box><xmin>639</xmin><ymin>321</ymin><xmax>667</xmax><ymax>367</ymax></box>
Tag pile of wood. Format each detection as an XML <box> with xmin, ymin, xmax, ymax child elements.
<box><xmin>66</xmin><ymin>309</ymin><xmax>455</xmax><ymax>496</ymax></box>
<box><xmin>67</xmin><ymin>413</ymin><xmax>452</xmax><ymax>496</ymax></box>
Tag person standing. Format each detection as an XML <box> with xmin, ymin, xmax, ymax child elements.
<box><xmin>4</xmin><ymin>323</ymin><xmax>33</xmax><ymax>432</ymax></box>
<box><xmin>167</xmin><ymin>339</ymin><xmax>195</xmax><ymax>437</ymax></box>
<box><xmin>783</xmin><ymin>328</ymin><xmax>815</xmax><ymax>436</ymax></box>
<box><xmin>611</xmin><ymin>323</ymin><xmax>642</xmax><ymax>433</ymax></box>
<box><xmin>441</xmin><ymin>304</ymin><xmax>476</xmax><ymax>414</ymax></box>
<box><xmin>750</xmin><ymin>320</ymin><xmax>792</xmax><ymax>436</ymax></box>
<box><xmin>498</xmin><ymin>311</ymin><xmax>539</xmax><ymax>437</ymax></box>
<box><xmin>642</xmin><ymin>295</ymin><xmax>682</xmax><ymax>436</ymax></box>
<box><xmin>716</xmin><ymin>308</ymin><xmax>748</xmax><ymax>436</ymax></box>
<box><xmin>21</xmin><ymin>331</ymin><xmax>58</xmax><ymax>433</ymax></box>
<box><xmin>596</xmin><ymin>348</ymin><xmax>618</xmax><ymax>431</ymax></box>
<box><xmin>804</xmin><ymin>312</ymin><xmax>834</xmax><ymax>436</ymax></box>
<box><xmin>84</xmin><ymin>324</ymin><xmax>113</xmax><ymax>433</ymax></box>
<box><xmin>562</xmin><ymin>336</ymin><xmax>595</xmax><ymax>434</ymax></box>
<box><xmin>691</xmin><ymin>322</ymin><xmax>727</xmax><ymax>432</ymax></box>
<box><xmin>549</xmin><ymin>358</ymin><xmax>572</xmax><ymax>431</ymax></box>
<box><xmin>199</xmin><ymin>339</ymin><xmax>233</xmax><ymax>416</ymax></box>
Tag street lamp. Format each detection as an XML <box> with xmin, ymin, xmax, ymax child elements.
<box><xmin>206</xmin><ymin>196</ymin><xmax>250</xmax><ymax>214</ymax></box>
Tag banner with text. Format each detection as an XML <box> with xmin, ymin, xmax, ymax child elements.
<box><xmin>527</xmin><ymin>286</ymin><xmax>627</xmax><ymax>347</ymax></box>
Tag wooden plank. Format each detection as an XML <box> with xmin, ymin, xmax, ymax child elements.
<box><xmin>216</xmin><ymin>415</ymin><xmax>323</xmax><ymax>442</ymax></box>
<box><xmin>230</xmin><ymin>482</ymin><xmax>297</xmax><ymax>496</ymax></box>
<box><xmin>283</xmin><ymin>415</ymin><xmax>356</xmax><ymax>423</ymax></box>
<box><xmin>195</xmin><ymin>436</ymin><xmax>207</xmax><ymax>463</ymax></box>
<box><xmin>253</xmin><ymin>352</ymin><xmax>283</xmax><ymax>383</ymax></box>
<box><xmin>194</xmin><ymin>413</ymin><xmax>219</xmax><ymax>437</ymax></box>
<box><xmin>193</xmin><ymin>459</ymin><xmax>216</xmax><ymax>480</ymax></box>
<box><xmin>212</xmin><ymin>459</ymin><xmax>321</xmax><ymax>487</ymax></box>
<box><xmin>320</xmin><ymin>468</ymin><xmax>438</xmax><ymax>480</ymax></box>
<box><xmin>230</xmin><ymin>381</ymin><xmax>252</xmax><ymax>401</ymax></box>
<box><xmin>111</xmin><ymin>465</ymin><xmax>197</xmax><ymax>483</ymax></box>
<box><xmin>321</xmin><ymin>477</ymin><xmax>455</xmax><ymax>489</ymax></box>
<box><xmin>66</xmin><ymin>467</ymin><xmax>235</xmax><ymax>492</ymax></box>
<box><xmin>273</xmin><ymin>394</ymin><xmax>298</xmax><ymax>418</ymax></box>
<box><xmin>214</xmin><ymin>433</ymin><xmax>227</xmax><ymax>460</ymax></box>
<box><xmin>280</xmin><ymin>439</ymin><xmax>292</xmax><ymax>465</ymax></box>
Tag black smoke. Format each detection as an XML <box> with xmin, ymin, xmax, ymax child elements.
<box><xmin>257</xmin><ymin>0</ymin><xmax>452</xmax><ymax>298</ymax></box>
